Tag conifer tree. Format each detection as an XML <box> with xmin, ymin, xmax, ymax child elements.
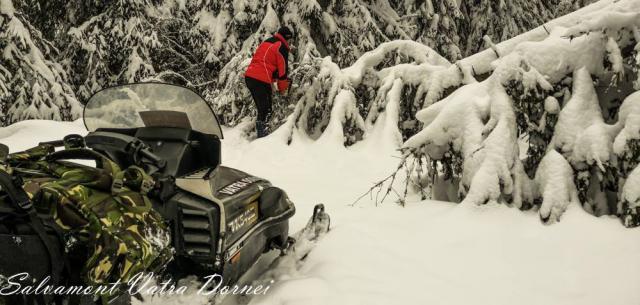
<box><xmin>64</xmin><ymin>0</ymin><xmax>161</xmax><ymax>101</ymax></box>
<box><xmin>0</xmin><ymin>0</ymin><xmax>81</xmax><ymax>126</ymax></box>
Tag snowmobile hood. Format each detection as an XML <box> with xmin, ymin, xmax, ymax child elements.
<box><xmin>176</xmin><ymin>166</ymin><xmax>272</xmax><ymax>202</ymax></box>
<box><xmin>175</xmin><ymin>166</ymin><xmax>295</xmax><ymax>265</ymax></box>
<box><xmin>175</xmin><ymin>166</ymin><xmax>281</xmax><ymax>240</ymax></box>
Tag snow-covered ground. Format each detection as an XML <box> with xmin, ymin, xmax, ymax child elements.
<box><xmin>1</xmin><ymin>119</ymin><xmax>640</xmax><ymax>305</ymax></box>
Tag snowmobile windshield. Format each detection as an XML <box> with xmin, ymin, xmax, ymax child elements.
<box><xmin>83</xmin><ymin>83</ymin><xmax>223</xmax><ymax>138</ymax></box>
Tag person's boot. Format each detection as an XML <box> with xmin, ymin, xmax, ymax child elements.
<box><xmin>256</xmin><ymin>120</ymin><xmax>268</xmax><ymax>138</ymax></box>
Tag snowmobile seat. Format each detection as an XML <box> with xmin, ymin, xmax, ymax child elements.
<box><xmin>133</xmin><ymin>127</ymin><xmax>221</xmax><ymax>177</ymax></box>
<box><xmin>88</xmin><ymin>127</ymin><xmax>221</xmax><ymax>178</ymax></box>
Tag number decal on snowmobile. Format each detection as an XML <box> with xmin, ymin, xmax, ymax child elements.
<box><xmin>218</xmin><ymin>176</ymin><xmax>262</xmax><ymax>196</ymax></box>
<box><xmin>228</xmin><ymin>202</ymin><xmax>259</xmax><ymax>234</ymax></box>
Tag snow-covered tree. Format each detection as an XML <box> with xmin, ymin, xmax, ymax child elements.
<box><xmin>460</xmin><ymin>0</ymin><xmax>557</xmax><ymax>56</ymax></box>
<box><xmin>556</xmin><ymin>0</ymin><xmax>599</xmax><ymax>17</ymax></box>
<box><xmin>14</xmin><ymin>0</ymin><xmax>68</xmax><ymax>40</ymax></box>
<box><xmin>402</xmin><ymin>3</ymin><xmax>640</xmax><ymax>227</ymax></box>
<box><xmin>387</xmin><ymin>0</ymin><xmax>580</xmax><ymax>59</ymax></box>
<box><xmin>0</xmin><ymin>0</ymin><xmax>81</xmax><ymax>126</ymax></box>
<box><xmin>63</xmin><ymin>0</ymin><xmax>162</xmax><ymax>101</ymax></box>
<box><xmin>279</xmin><ymin>40</ymin><xmax>451</xmax><ymax>146</ymax></box>
<box><xmin>388</xmin><ymin>0</ymin><xmax>464</xmax><ymax>60</ymax></box>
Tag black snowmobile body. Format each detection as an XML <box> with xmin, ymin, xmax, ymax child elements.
<box><xmin>79</xmin><ymin>83</ymin><xmax>297</xmax><ymax>286</ymax></box>
<box><xmin>85</xmin><ymin>129</ymin><xmax>295</xmax><ymax>286</ymax></box>
<box><xmin>85</xmin><ymin>126</ymin><xmax>294</xmax><ymax>285</ymax></box>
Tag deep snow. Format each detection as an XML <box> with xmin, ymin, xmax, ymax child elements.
<box><xmin>1</xmin><ymin>119</ymin><xmax>640</xmax><ymax>305</ymax></box>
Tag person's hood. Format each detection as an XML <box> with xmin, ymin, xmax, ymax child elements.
<box><xmin>274</xmin><ymin>33</ymin><xmax>290</xmax><ymax>50</ymax></box>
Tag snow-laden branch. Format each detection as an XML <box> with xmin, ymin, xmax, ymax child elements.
<box><xmin>282</xmin><ymin>40</ymin><xmax>451</xmax><ymax>146</ymax></box>
<box><xmin>401</xmin><ymin>0</ymin><xmax>640</xmax><ymax>226</ymax></box>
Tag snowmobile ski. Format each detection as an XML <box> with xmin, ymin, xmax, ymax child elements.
<box><xmin>283</xmin><ymin>203</ymin><xmax>331</xmax><ymax>258</ymax></box>
<box><xmin>215</xmin><ymin>204</ymin><xmax>331</xmax><ymax>305</ymax></box>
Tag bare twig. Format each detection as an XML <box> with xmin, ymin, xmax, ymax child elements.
<box><xmin>351</xmin><ymin>155</ymin><xmax>408</xmax><ymax>207</ymax></box>
<box><xmin>351</xmin><ymin>147</ymin><xmax>430</xmax><ymax>207</ymax></box>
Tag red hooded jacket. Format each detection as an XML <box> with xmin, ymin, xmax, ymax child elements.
<box><xmin>245</xmin><ymin>33</ymin><xmax>290</xmax><ymax>84</ymax></box>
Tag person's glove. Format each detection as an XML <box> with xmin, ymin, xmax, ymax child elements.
<box><xmin>277</xmin><ymin>79</ymin><xmax>290</xmax><ymax>94</ymax></box>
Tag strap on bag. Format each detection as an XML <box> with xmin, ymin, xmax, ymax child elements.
<box><xmin>0</xmin><ymin>169</ymin><xmax>64</xmax><ymax>304</ymax></box>
<box><xmin>45</xmin><ymin>148</ymin><xmax>121</xmax><ymax>175</ymax></box>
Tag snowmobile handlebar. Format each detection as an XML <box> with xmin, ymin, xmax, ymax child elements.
<box><xmin>39</xmin><ymin>139</ymin><xmax>65</xmax><ymax>147</ymax></box>
<box><xmin>128</xmin><ymin>141</ymin><xmax>167</xmax><ymax>170</ymax></box>
<box><xmin>45</xmin><ymin>148</ymin><xmax>114</xmax><ymax>168</ymax></box>
<box><xmin>39</xmin><ymin>134</ymin><xmax>86</xmax><ymax>149</ymax></box>
<box><xmin>85</xmin><ymin>131</ymin><xmax>166</xmax><ymax>172</ymax></box>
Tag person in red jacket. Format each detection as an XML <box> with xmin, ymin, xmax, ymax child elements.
<box><xmin>245</xmin><ymin>26</ymin><xmax>294</xmax><ymax>138</ymax></box>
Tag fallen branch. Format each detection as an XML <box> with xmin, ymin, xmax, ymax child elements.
<box><xmin>351</xmin><ymin>147</ymin><xmax>430</xmax><ymax>207</ymax></box>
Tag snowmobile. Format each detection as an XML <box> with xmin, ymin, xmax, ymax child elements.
<box><xmin>0</xmin><ymin>83</ymin><xmax>330</xmax><ymax>304</ymax></box>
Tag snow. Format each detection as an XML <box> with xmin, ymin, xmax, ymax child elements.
<box><xmin>321</xmin><ymin>12</ymin><xmax>337</xmax><ymax>35</ymax></box>
<box><xmin>562</xmin><ymin>11</ymin><xmax>640</xmax><ymax>38</ymax></box>
<box><xmin>196</xmin><ymin>9</ymin><xmax>231</xmax><ymax>53</ymax></box>
<box><xmin>613</xmin><ymin>91</ymin><xmax>640</xmax><ymax>155</ymax></box>
<box><xmin>363</xmin><ymin>78</ymin><xmax>404</xmax><ymax>147</ymax></box>
<box><xmin>615</xmin><ymin>92</ymin><xmax>640</xmax><ymax>219</ymax></box>
<box><xmin>534</xmin><ymin>150</ymin><xmax>577</xmax><ymax>224</ymax></box>
<box><xmin>544</xmin><ymin>96</ymin><xmax>560</xmax><ymax>114</ymax></box>
<box><xmin>0</xmin><ymin>0</ymin><xmax>14</xmax><ymax>16</ymax></box>
<box><xmin>2</xmin><ymin>120</ymin><xmax>640</xmax><ymax>305</ymax></box>
<box><xmin>342</xmin><ymin>40</ymin><xmax>450</xmax><ymax>84</ymax></box>
<box><xmin>605</xmin><ymin>36</ymin><xmax>624</xmax><ymax>81</ymax></box>
<box><xmin>1</xmin><ymin>0</ymin><xmax>640</xmax><ymax>303</ymax></box>
<box><xmin>552</xmin><ymin>68</ymin><xmax>607</xmax><ymax>161</ymax></box>
<box><xmin>634</xmin><ymin>28</ymin><xmax>640</xmax><ymax>90</ymax></box>
<box><xmin>317</xmin><ymin>89</ymin><xmax>364</xmax><ymax>145</ymax></box>
<box><xmin>404</xmin><ymin>80</ymin><xmax>490</xmax><ymax>196</ymax></box>
<box><xmin>462</xmin><ymin>79</ymin><xmax>519</xmax><ymax>206</ymax></box>
<box><xmin>621</xmin><ymin>166</ymin><xmax>640</xmax><ymax>214</ymax></box>
<box><xmin>126</xmin><ymin>47</ymin><xmax>156</xmax><ymax>82</ymax></box>
<box><xmin>489</xmin><ymin>27</ymin><xmax>607</xmax><ymax>86</ymax></box>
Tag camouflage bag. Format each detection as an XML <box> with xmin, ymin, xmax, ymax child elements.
<box><xmin>0</xmin><ymin>143</ymin><xmax>172</xmax><ymax>290</ymax></box>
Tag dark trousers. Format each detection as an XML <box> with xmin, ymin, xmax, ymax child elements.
<box><xmin>245</xmin><ymin>77</ymin><xmax>273</xmax><ymax>138</ymax></box>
